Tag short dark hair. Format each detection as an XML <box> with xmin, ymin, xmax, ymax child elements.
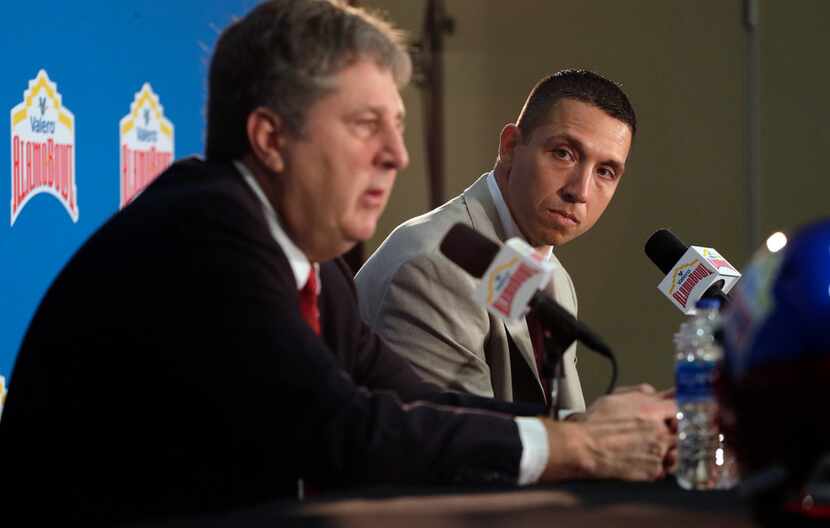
<box><xmin>205</xmin><ymin>0</ymin><xmax>411</xmax><ymax>161</ymax></box>
<box><xmin>515</xmin><ymin>69</ymin><xmax>637</xmax><ymax>141</ymax></box>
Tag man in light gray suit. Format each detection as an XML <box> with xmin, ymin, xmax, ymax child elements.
<box><xmin>356</xmin><ymin>70</ymin><xmax>637</xmax><ymax>413</ymax></box>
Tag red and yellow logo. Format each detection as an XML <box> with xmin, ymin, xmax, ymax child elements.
<box><xmin>10</xmin><ymin>69</ymin><xmax>77</xmax><ymax>225</ymax></box>
<box><xmin>119</xmin><ymin>83</ymin><xmax>174</xmax><ymax>208</ymax></box>
<box><xmin>669</xmin><ymin>259</ymin><xmax>713</xmax><ymax>308</ymax></box>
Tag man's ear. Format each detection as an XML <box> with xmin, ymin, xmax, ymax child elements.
<box><xmin>497</xmin><ymin>123</ymin><xmax>522</xmax><ymax>167</ymax></box>
<box><xmin>246</xmin><ymin>107</ymin><xmax>286</xmax><ymax>173</ymax></box>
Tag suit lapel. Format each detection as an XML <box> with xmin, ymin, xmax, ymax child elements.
<box><xmin>503</xmin><ymin>317</ymin><xmax>540</xmax><ymax>381</ymax></box>
<box><xmin>462</xmin><ymin>173</ymin><xmax>543</xmax><ymax>390</ymax></box>
<box><xmin>546</xmin><ymin>253</ymin><xmax>576</xmax><ymax>315</ymax></box>
<box><xmin>461</xmin><ymin>176</ymin><xmax>582</xmax><ymax>408</ymax></box>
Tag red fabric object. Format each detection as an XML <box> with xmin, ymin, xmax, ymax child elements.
<box><xmin>299</xmin><ymin>268</ymin><xmax>320</xmax><ymax>335</ymax></box>
<box><xmin>525</xmin><ymin>311</ymin><xmax>550</xmax><ymax>406</ymax></box>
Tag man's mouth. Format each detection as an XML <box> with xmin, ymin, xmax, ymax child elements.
<box><xmin>548</xmin><ymin>209</ymin><xmax>579</xmax><ymax>225</ymax></box>
<box><xmin>361</xmin><ymin>188</ymin><xmax>387</xmax><ymax>207</ymax></box>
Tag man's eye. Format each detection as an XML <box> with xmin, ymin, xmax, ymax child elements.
<box><xmin>361</xmin><ymin>120</ymin><xmax>379</xmax><ymax>131</ymax></box>
<box><xmin>552</xmin><ymin>148</ymin><xmax>572</xmax><ymax>160</ymax></box>
<box><xmin>353</xmin><ymin>118</ymin><xmax>380</xmax><ymax>135</ymax></box>
<box><xmin>598</xmin><ymin>167</ymin><xmax>617</xmax><ymax>180</ymax></box>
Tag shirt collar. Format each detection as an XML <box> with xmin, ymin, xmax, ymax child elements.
<box><xmin>234</xmin><ymin>160</ymin><xmax>316</xmax><ymax>291</ymax></box>
<box><xmin>485</xmin><ymin>171</ymin><xmax>554</xmax><ymax>261</ymax></box>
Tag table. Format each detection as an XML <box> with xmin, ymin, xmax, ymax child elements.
<box><xmin>141</xmin><ymin>479</ymin><xmax>754</xmax><ymax>527</ymax></box>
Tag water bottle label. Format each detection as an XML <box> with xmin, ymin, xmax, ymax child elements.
<box><xmin>675</xmin><ymin>361</ymin><xmax>715</xmax><ymax>403</ymax></box>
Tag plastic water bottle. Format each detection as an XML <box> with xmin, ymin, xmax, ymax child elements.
<box><xmin>674</xmin><ymin>298</ymin><xmax>737</xmax><ymax>490</ymax></box>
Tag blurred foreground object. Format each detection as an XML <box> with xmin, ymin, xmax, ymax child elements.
<box><xmin>719</xmin><ymin>218</ymin><xmax>830</xmax><ymax>525</ymax></box>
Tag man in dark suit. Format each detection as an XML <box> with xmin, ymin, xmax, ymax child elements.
<box><xmin>0</xmin><ymin>0</ymin><xmax>675</xmax><ymax>525</ymax></box>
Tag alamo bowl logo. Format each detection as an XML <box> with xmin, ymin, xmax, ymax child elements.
<box><xmin>10</xmin><ymin>69</ymin><xmax>77</xmax><ymax>225</ymax></box>
<box><xmin>473</xmin><ymin>239</ymin><xmax>555</xmax><ymax>320</ymax></box>
<box><xmin>669</xmin><ymin>259</ymin><xmax>713</xmax><ymax>308</ymax></box>
<box><xmin>119</xmin><ymin>83</ymin><xmax>174</xmax><ymax>208</ymax></box>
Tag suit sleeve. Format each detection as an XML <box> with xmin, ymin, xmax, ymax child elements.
<box><xmin>186</xmin><ymin>220</ymin><xmax>525</xmax><ymax>488</ymax></box>
<box><xmin>363</xmin><ymin>251</ymin><xmax>501</xmax><ymax>398</ymax></box>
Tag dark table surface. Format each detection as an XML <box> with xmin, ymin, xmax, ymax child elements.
<box><xmin>137</xmin><ymin>478</ymin><xmax>756</xmax><ymax>527</ymax></box>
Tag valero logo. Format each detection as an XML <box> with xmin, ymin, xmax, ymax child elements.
<box><xmin>119</xmin><ymin>83</ymin><xmax>174</xmax><ymax>208</ymax></box>
<box><xmin>10</xmin><ymin>69</ymin><xmax>77</xmax><ymax>225</ymax></box>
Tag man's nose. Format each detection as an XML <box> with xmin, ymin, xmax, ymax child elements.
<box><xmin>561</xmin><ymin>164</ymin><xmax>591</xmax><ymax>203</ymax></box>
<box><xmin>379</xmin><ymin>128</ymin><xmax>409</xmax><ymax>171</ymax></box>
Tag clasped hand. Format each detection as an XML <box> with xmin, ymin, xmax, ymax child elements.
<box><xmin>541</xmin><ymin>384</ymin><xmax>677</xmax><ymax>482</ymax></box>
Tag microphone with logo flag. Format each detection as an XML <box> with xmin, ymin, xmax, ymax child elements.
<box><xmin>439</xmin><ymin>223</ymin><xmax>618</xmax><ymax>399</ymax></box>
<box><xmin>645</xmin><ymin>228</ymin><xmax>741</xmax><ymax>314</ymax></box>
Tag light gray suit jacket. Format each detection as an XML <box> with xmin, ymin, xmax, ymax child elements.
<box><xmin>356</xmin><ymin>173</ymin><xmax>585</xmax><ymax>410</ymax></box>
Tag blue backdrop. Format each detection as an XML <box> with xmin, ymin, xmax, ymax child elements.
<box><xmin>1</xmin><ymin>0</ymin><xmax>259</xmax><ymax>382</ymax></box>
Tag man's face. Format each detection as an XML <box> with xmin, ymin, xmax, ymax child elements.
<box><xmin>276</xmin><ymin>59</ymin><xmax>408</xmax><ymax>261</ymax></box>
<box><xmin>501</xmin><ymin>98</ymin><xmax>632</xmax><ymax>247</ymax></box>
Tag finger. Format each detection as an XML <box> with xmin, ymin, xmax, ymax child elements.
<box><xmin>650</xmin><ymin>441</ymin><xmax>664</xmax><ymax>457</ymax></box>
<box><xmin>657</xmin><ymin>387</ymin><xmax>675</xmax><ymax>399</ymax></box>
<box><xmin>625</xmin><ymin>455</ymin><xmax>666</xmax><ymax>482</ymax></box>
<box><xmin>613</xmin><ymin>383</ymin><xmax>656</xmax><ymax>395</ymax></box>
<box><xmin>649</xmin><ymin>399</ymin><xmax>679</xmax><ymax>420</ymax></box>
<box><xmin>632</xmin><ymin>399</ymin><xmax>677</xmax><ymax>424</ymax></box>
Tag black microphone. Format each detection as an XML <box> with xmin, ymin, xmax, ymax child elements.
<box><xmin>439</xmin><ymin>223</ymin><xmax>613</xmax><ymax>358</ymax></box>
<box><xmin>645</xmin><ymin>228</ymin><xmax>731</xmax><ymax>308</ymax></box>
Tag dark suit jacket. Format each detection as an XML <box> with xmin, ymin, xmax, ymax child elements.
<box><xmin>0</xmin><ymin>158</ymin><xmax>542</xmax><ymax>526</ymax></box>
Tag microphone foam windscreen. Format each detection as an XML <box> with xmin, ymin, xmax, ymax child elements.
<box><xmin>645</xmin><ymin>228</ymin><xmax>688</xmax><ymax>275</ymax></box>
<box><xmin>439</xmin><ymin>223</ymin><xmax>500</xmax><ymax>278</ymax></box>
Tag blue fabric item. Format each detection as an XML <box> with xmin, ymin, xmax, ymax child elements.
<box><xmin>721</xmin><ymin>219</ymin><xmax>830</xmax><ymax>381</ymax></box>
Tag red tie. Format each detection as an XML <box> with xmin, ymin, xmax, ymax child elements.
<box><xmin>297</xmin><ymin>268</ymin><xmax>321</xmax><ymax>499</ymax></box>
<box><xmin>299</xmin><ymin>268</ymin><xmax>320</xmax><ymax>335</ymax></box>
<box><xmin>526</xmin><ymin>311</ymin><xmax>551</xmax><ymax>405</ymax></box>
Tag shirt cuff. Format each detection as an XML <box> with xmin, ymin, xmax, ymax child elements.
<box><xmin>515</xmin><ymin>417</ymin><xmax>549</xmax><ymax>485</ymax></box>
<box><xmin>558</xmin><ymin>408</ymin><xmax>582</xmax><ymax>421</ymax></box>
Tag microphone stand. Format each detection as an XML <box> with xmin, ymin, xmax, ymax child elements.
<box><xmin>540</xmin><ymin>328</ymin><xmax>575</xmax><ymax>421</ymax></box>
<box><xmin>538</xmin><ymin>323</ymin><xmax>619</xmax><ymax>420</ymax></box>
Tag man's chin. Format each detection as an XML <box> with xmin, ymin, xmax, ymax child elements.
<box><xmin>345</xmin><ymin>218</ymin><xmax>380</xmax><ymax>243</ymax></box>
<box><xmin>541</xmin><ymin>228</ymin><xmax>579</xmax><ymax>247</ymax></box>
<box><xmin>309</xmin><ymin>229</ymin><xmax>372</xmax><ymax>262</ymax></box>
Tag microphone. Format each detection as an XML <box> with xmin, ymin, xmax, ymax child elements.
<box><xmin>644</xmin><ymin>228</ymin><xmax>741</xmax><ymax>314</ymax></box>
<box><xmin>439</xmin><ymin>223</ymin><xmax>612</xmax><ymax>357</ymax></box>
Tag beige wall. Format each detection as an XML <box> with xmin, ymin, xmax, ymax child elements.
<box><xmin>761</xmin><ymin>1</ymin><xmax>830</xmax><ymax>236</ymax></box>
<box><xmin>363</xmin><ymin>0</ymin><xmax>829</xmax><ymax>403</ymax></box>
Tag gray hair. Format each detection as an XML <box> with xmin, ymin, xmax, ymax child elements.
<box><xmin>206</xmin><ymin>0</ymin><xmax>411</xmax><ymax>161</ymax></box>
